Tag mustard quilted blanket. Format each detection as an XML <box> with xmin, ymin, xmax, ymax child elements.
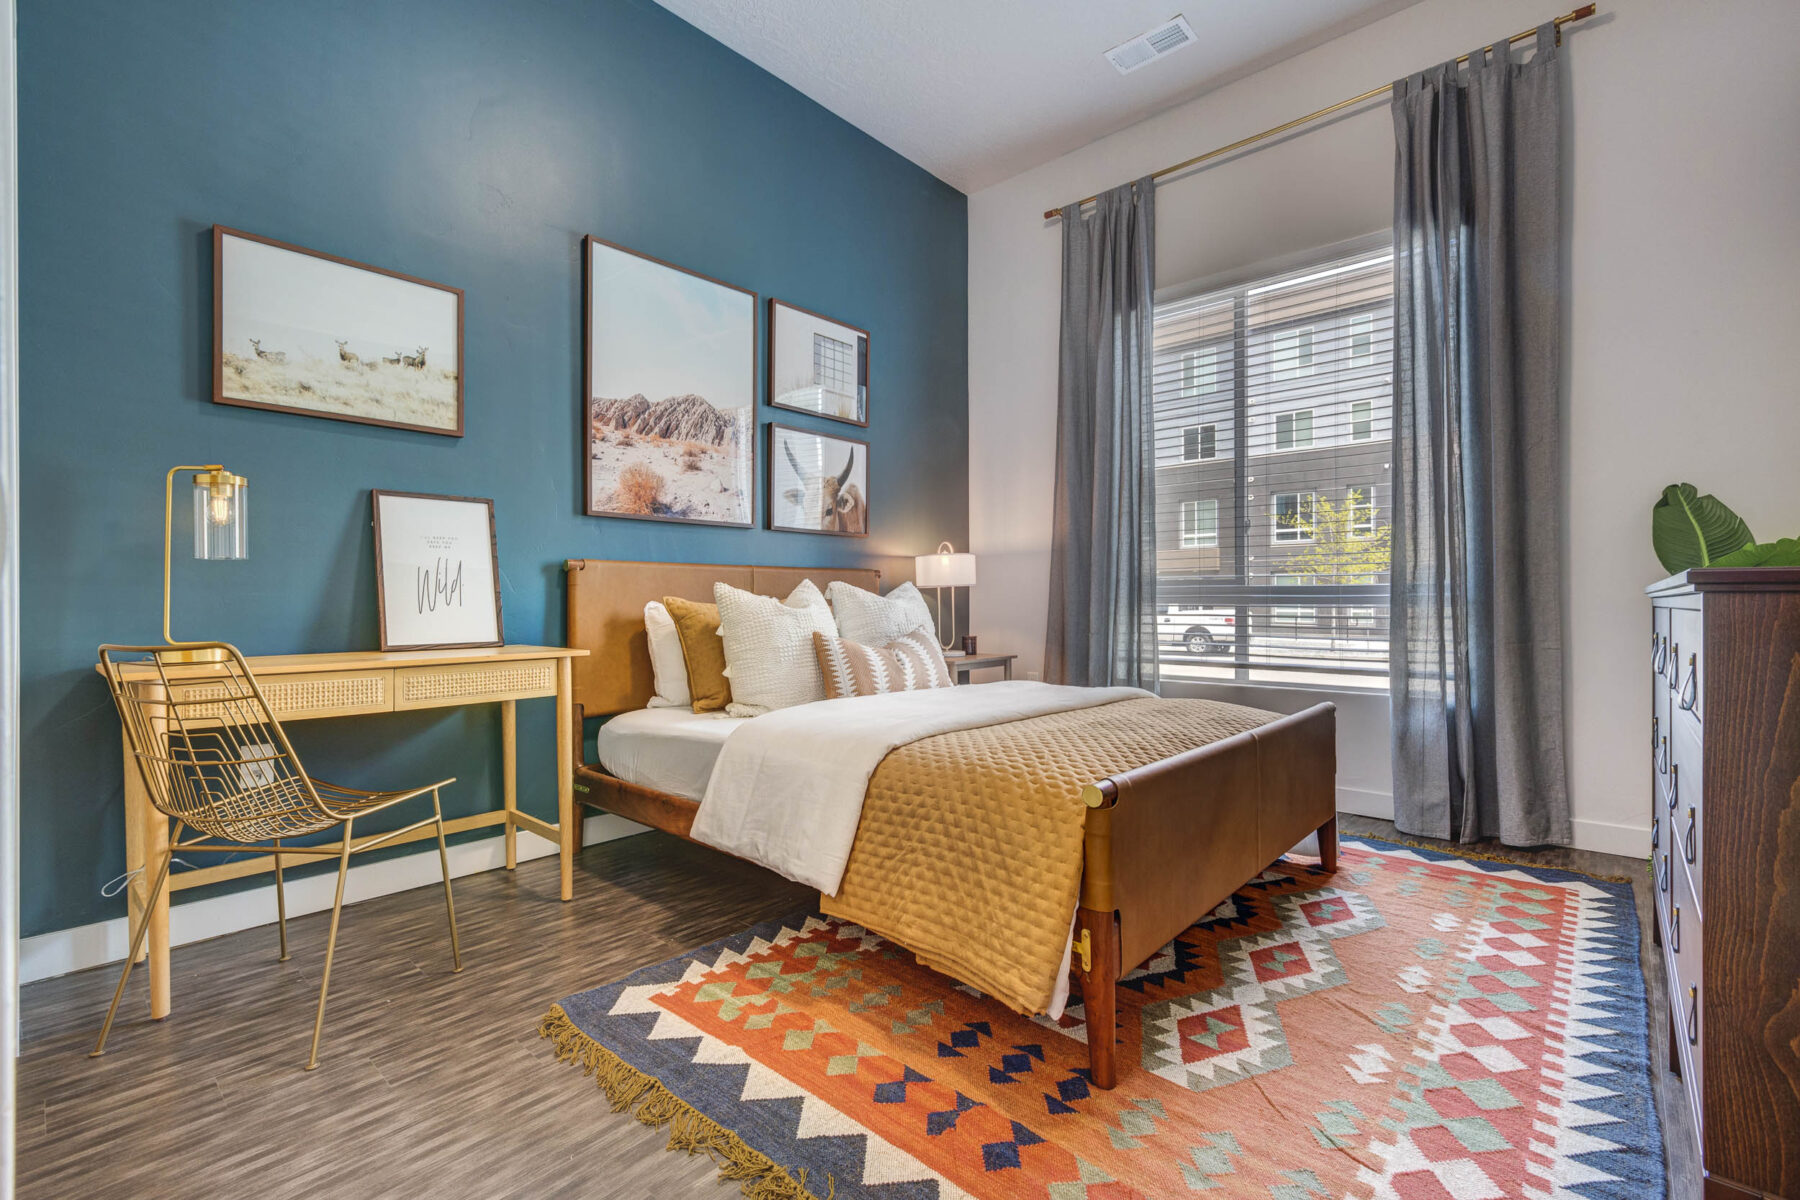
<box><xmin>819</xmin><ymin>695</ymin><xmax>1279</xmax><ymax>1015</ymax></box>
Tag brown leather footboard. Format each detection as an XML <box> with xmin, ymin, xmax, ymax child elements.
<box><xmin>1081</xmin><ymin>702</ymin><xmax>1337</xmax><ymax>971</ymax></box>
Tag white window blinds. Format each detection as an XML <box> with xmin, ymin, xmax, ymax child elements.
<box><xmin>1151</xmin><ymin>244</ymin><xmax>1393</xmax><ymax>686</ymax></box>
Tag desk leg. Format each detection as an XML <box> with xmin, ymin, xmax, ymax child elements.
<box><xmin>123</xmin><ymin>728</ymin><xmax>146</xmax><ymax>963</ymax></box>
<box><xmin>144</xmin><ymin>790</ymin><xmax>171</xmax><ymax>1020</ymax></box>
<box><xmin>501</xmin><ymin>699</ymin><xmax>518</xmax><ymax>871</ymax></box>
<box><xmin>556</xmin><ymin>657</ymin><xmax>575</xmax><ymax>901</ymax></box>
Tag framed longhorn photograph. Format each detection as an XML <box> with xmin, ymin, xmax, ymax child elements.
<box><xmin>768</xmin><ymin>299</ymin><xmax>868</xmax><ymax>427</ymax></box>
<box><xmin>767</xmin><ymin>424</ymin><xmax>869</xmax><ymax>538</ymax></box>
<box><xmin>370</xmin><ymin>490</ymin><xmax>503</xmax><ymax>650</ymax></box>
<box><xmin>584</xmin><ymin>235</ymin><xmax>756</xmax><ymax>526</ymax></box>
<box><xmin>213</xmin><ymin>226</ymin><xmax>464</xmax><ymax>436</ymax></box>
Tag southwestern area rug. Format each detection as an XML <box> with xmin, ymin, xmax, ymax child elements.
<box><xmin>540</xmin><ymin>838</ymin><xmax>1664</xmax><ymax>1199</ymax></box>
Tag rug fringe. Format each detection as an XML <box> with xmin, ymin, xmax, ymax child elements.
<box><xmin>1349</xmin><ymin>834</ymin><xmax>1634</xmax><ymax>884</ymax></box>
<box><xmin>538</xmin><ymin>1004</ymin><xmax>834</xmax><ymax>1200</ymax></box>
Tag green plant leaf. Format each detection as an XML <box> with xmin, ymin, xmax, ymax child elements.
<box><xmin>1710</xmin><ymin>538</ymin><xmax>1800</xmax><ymax>569</ymax></box>
<box><xmin>1651</xmin><ymin>483</ymin><xmax>1754</xmax><ymax>573</ymax></box>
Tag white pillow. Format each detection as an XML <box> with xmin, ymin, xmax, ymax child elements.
<box><xmin>715</xmin><ymin>580</ymin><xmax>838</xmax><ymax>717</ymax></box>
<box><xmin>643</xmin><ymin>601</ymin><xmax>690</xmax><ymax>709</ymax></box>
<box><xmin>827</xmin><ymin>580</ymin><xmax>936</xmax><ymax>647</ymax></box>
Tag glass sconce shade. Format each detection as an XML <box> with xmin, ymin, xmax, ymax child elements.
<box><xmin>192</xmin><ymin>471</ymin><xmax>248</xmax><ymax>560</ymax></box>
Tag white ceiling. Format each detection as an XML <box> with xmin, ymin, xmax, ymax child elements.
<box><xmin>653</xmin><ymin>0</ymin><xmax>1426</xmax><ymax>193</ymax></box>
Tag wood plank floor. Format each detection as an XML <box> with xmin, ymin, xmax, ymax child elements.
<box><xmin>15</xmin><ymin>818</ymin><xmax>1690</xmax><ymax>1198</ymax></box>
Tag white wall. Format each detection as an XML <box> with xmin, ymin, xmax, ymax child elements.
<box><xmin>968</xmin><ymin>0</ymin><xmax>1800</xmax><ymax>856</ymax></box>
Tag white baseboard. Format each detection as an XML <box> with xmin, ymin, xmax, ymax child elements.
<box><xmin>1336</xmin><ymin>784</ymin><xmax>1393</xmax><ymax>821</ymax></box>
<box><xmin>20</xmin><ymin>812</ymin><xmax>646</xmax><ymax>986</ymax></box>
<box><xmin>1570</xmin><ymin>816</ymin><xmax>1649</xmax><ymax>860</ymax></box>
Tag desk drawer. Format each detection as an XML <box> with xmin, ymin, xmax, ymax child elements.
<box><xmin>393</xmin><ymin>659</ymin><xmax>557</xmax><ymax>709</ymax></box>
<box><xmin>170</xmin><ymin>669</ymin><xmax>393</xmax><ymax>721</ymax></box>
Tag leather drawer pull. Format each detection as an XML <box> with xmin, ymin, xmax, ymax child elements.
<box><xmin>1671</xmin><ymin>905</ymin><xmax>1681</xmax><ymax>953</ymax></box>
<box><xmin>1658</xmin><ymin>736</ymin><xmax>1669</xmax><ymax>776</ymax></box>
<box><xmin>1652</xmin><ymin>631</ymin><xmax>1666</xmax><ymax>674</ymax></box>
<box><xmin>1687</xmin><ymin>985</ymin><xmax>1699</xmax><ymax>1046</ymax></box>
<box><xmin>1651</xmin><ymin>715</ymin><xmax>1660</xmax><ymax>753</ymax></box>
<box><xmin>1652</xmin><ymin>814</ymin><xmax>1661</xmax><ymax>852</ymax></box>
<box><xmin>1685</xmin><ymin>807</ymin><xmax>1698</xmax><ymax>865</ymax></box>
<box><xmin>1668</xmin><ymin>643</ymin><xmax>1681</xmax><ymax>692</ymax></box>
<box><xmin>1669</xmin><ymin>762</ymin><xmax>1680</xmax><ymax>811</ymax></box>
<box><xmin>1679</xmin><ymin>654</ymin><xmax>1699</xmax><ymax>714</ymax></box>
<box><xmin>1658</xmin><ymin>852</ymin><xmax>1670</xmax><ymax>894</ymax></box>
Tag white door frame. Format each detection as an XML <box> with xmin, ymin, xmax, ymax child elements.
<box><xmin>1</xmin><ymin>0</ymin><xmax>21</xmax><ymax>1195</ymax></box>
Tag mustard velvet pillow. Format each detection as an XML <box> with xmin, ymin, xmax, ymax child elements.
<box><xmin>660</xmin><ymin>596</ymin><xmax>731</xmax><ymax>713</ymax></box>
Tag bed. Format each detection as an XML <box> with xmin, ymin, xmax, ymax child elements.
<box><xmin>564</xmin><ymin>558</ymin><xmax>1338</xmax><ymax>1089</ymax></box>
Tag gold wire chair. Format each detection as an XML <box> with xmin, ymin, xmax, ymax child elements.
<box><xmin>93</xmin><ymin>642</ymin><xmax>464</xmax><ymax>1070</ymax></box>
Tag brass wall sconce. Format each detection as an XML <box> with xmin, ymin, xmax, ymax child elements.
<box><xmin>163</xmin><ymin>464</ymin><xmax>248</xmax><ymax>663</ymax></box>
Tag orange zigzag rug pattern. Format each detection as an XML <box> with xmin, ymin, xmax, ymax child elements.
<box><xmin>544</xmin><ymin>839</ymin><xmax>1663</xmax><ymax>1199</ymax></box>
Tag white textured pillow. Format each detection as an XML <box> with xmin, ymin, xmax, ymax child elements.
<box><xmin>716</xmin><ymin>580</ymin><xmax>838</xmax><ymax>717</ymax></box>
<box><xmin>643</xmin><ymin>601</ymin><xmax>690</xmax><ymax>709</ymax></box>
<box><xmin>827</xmin><ymin>580</ymin><xmax>936</xmax><ymax>647</ymax></box>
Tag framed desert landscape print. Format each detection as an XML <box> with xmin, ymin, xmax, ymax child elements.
<box><xmin>371</xmin><ymin>490</ymin><xmax>503</xmax><ymax>650</ymax></box>
<box><xmin>214</xmin><ymin>226</ymin><xmax>464</xmax><ymax>436</ymax></box>
<box><xmin>767</xmin><ymin>423</ymin><xmax>869</xmax><ymax>538</ymax></box>
<box><xmin>768</xmin><ymin>299</ymin><xmax>868</xmax><ymax>426</ymax></box>
<box><xmin>584</xmin><ymin>236</ymin><xmax>756</xmax><ymax>526</ymax></box>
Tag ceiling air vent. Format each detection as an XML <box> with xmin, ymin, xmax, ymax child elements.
<box><xmin>1105</xmin><ymin>15</ymin><xmax>1196</xmax><ymax>76</ymax></box>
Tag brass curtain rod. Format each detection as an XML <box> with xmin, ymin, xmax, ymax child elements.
<box><xmin>1044</xmin><ymin>3</ymin><xmax>1597</xmax><ymax>222</ymax></box>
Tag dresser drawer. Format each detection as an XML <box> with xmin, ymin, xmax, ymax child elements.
<box><xmin>1670</xmin><ymin>716</ymin><xmax>1705</xmax><ymax>908</ymax></box>
<box><xmin>1669</xmin><ymin>605</ymin><xmax>1704</xmax><ymax>726</ymax></box>
<box><xmin>1666</xmin><ymin>850</ymin><xmax>1705</xmax><ymax>1138</ymax></box>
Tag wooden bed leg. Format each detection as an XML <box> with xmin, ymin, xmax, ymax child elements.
<box><xmin>1318</xmin><ymin>814</ymin><xmax>1339</xmax><ymax>873</ymax></box>
<box><xmin>1076</xmin><ymin>906</ymin><xmax>1121</xmax><ymax>1090</ymax></box>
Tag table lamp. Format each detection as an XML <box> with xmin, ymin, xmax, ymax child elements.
<box><xmin>914</xmin><ymin>541</ymin><xmax>977</xmax><ymax>655</ymax></box>
<box><xmin>162</xmin><ymin>464</ymin><xmax>248</xmax><ymax>663</ymax></box>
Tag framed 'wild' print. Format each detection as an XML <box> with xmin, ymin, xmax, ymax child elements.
<box><xmin>214</xmin><ymin>226</ymin><xmax>464</xmax><ymax>436</ymax></box>
<box><xmin>584</xmin><ymin>236</ymin><xmax>756</xmax><ymax>526</ymax></box>
<box><xmin>371</xmin><ymin>490</ymin><xmax>503</xmax><ymax>651</ymax></box>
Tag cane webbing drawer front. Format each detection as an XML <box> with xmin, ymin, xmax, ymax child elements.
<box><xmin>169</xmin><ymin>670</ymin><xmax>392</xmax><ymax>722</ymax></box>
<box><xmin>1647</xmin><ymin>569</ymin><xmax>1800</xmax><ymax>1200</ymax></box>
<box><xmin>393</xmin><ymin>659</ymin><xmax>557</xmax><ymax>709</ymax></box>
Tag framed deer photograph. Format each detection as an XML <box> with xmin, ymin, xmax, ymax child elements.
<box><xmin>584</xmin><ymin>235</ymin><xmax>756</xmax><ymax>526</ymax></box>
<box><xmin>767</xmin><ymin>299</ymin><xmax>868</xmax><ymax>427</ymax></box>
<box><xmin>213</xmin><ymin>226</ymin><xmax>464</xmax><ymax>436</ymax></box>
<box><xmin>767</xmin><ymin>424</ymin><xmax>869</xmax><ymax>538</ymax></box>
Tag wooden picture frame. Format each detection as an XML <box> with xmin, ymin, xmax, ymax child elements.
<box><xmin>371</xmin><ymin>490</ymin><xmax>504</xmax><ymax>651</ymax></box>
<box><xmin>213</xmin><ymin>226</ymin><xmax>465</xmax><ymax>436</ymax></box>
<box><xmin>767</xmin><ymin>299</ymin><xmax>869</xmax><ymax>427</ymax></box>
<box><xmin>582</xmin><ymin>235</ymin><xmax>757</xmax><ymax>527</ymax></box>
<box><xmin>766</xmin><ymin>423</ymin><xmax>870</xmax><ymax>538</ymax></box>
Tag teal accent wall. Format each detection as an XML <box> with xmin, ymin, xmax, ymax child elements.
<box><xmin>18</xmin><ymin>0</ymin><xmax>968</xmax><ymax>937</ymax></box>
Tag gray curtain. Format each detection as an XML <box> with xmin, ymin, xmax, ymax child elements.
<box><xmin>1390</xmin><ymin>25</ymin><xmax>1570</xmax><ymax>846</ymax></box>
<box><xmin>1046</xmin><ymin>178</ymin><xmax>1158</xmax><ymax>689</ymax></box>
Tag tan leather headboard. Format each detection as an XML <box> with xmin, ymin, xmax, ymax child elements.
<box><xmin>564</xmin><ymin>559</ymin><xmax>882</xmax><ymax>716</ymax></box>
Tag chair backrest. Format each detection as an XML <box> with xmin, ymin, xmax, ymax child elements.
<box><xmin>98</xmin><ymin>643</ymin><xmax>333</xmax><ymax>841</ymax></box>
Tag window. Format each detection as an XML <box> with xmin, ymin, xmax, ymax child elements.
<box><xmin>1182</xmin><ymin>423</ymin><xmax>1217</xmax><ymax>461</ymax></box>
<box><xmin>1272</xmin><ymin>326</ymin><xmax>1315</xmax><ymax>378</ymax></box>
<box><xmin>1349</xmin><ymin>486</ymin><xmax>1376</xmax><ymax>536</ymax></box>
<box><xmin>1180</xmin><ymin>498</ymin><xmax>1219</xmax><ymax>548</ymax></box>
<box><xmin>1274</xmin><ymin>409</ymin><xmax>1313</xmax><ymax>451</ymax></box>
<box><xmin>1184</xmin><ymin>348</ymin><xmax>1223</xmax><ymax>395</ymax></box>
<box><xmin>812</xmin><ymin>333</ymin><xmax>856</xmax><ymax>398</ymax></box>
<box><xmin>1272</xmin><ymin>492</ymin><xmax>1316</xmax><ymax>543</ymax></box>
<box><xmin>1152</xmin><ymin>242</ymin><xmax>1395</xmax><ymax>685</ymax></box>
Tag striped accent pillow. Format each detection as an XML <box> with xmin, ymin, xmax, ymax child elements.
<box><xmin>813</xmin><ymin>629</ymin><xmax>954</xmax><ymax>699</ymax></box>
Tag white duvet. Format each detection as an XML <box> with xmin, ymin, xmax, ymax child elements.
<box><xmin>689</xmin><ymin>680</ymin><xmax>1152</xmax><ymax>895</ymax></box>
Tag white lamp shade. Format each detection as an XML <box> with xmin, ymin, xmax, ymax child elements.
<box><xmin>915</xmin><ymin>550</ymin><xmax>977</xmax><ymax>589</ymax></box>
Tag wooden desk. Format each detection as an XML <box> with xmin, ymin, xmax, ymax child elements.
<box><xmin>103</xmin><ymin>644</ymin><xmax>588</xmax><ymax>1020</ymax></box>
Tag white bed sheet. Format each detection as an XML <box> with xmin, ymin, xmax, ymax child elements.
<box><xmin>596</xmin><ymin>707</ymin><xmax>747</xmax><ymax>801</ymax></box>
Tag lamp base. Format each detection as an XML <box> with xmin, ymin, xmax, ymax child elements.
<box><xmin>160</xmin><ymin>645</ymin><xmax>229</xmax><ymax>664</ymax></box>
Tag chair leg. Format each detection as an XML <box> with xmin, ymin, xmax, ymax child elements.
<box><xmin>304</xmin><ymin>818</ymin><xmax>355</xmax><ymax>1072</ymax></box>
<box><xmin>431</xmin><ymin>788</ymin><xmax>463</xmax><ymax>973</ymax></box>
<box><xmin>90</xmin><ymin>840</ymin><xmax>177</xmax><ymax>1058</ymax></box>
<box><xmin>273</xmin><ymin>837</ymin><xmax>290</xmax><ymax>962</ymax></box>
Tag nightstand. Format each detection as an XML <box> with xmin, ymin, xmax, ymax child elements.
<box><xmin>947</xmin><ymin>652</ymin><xmax>1017</xmax><ymax>683</ymax></box>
